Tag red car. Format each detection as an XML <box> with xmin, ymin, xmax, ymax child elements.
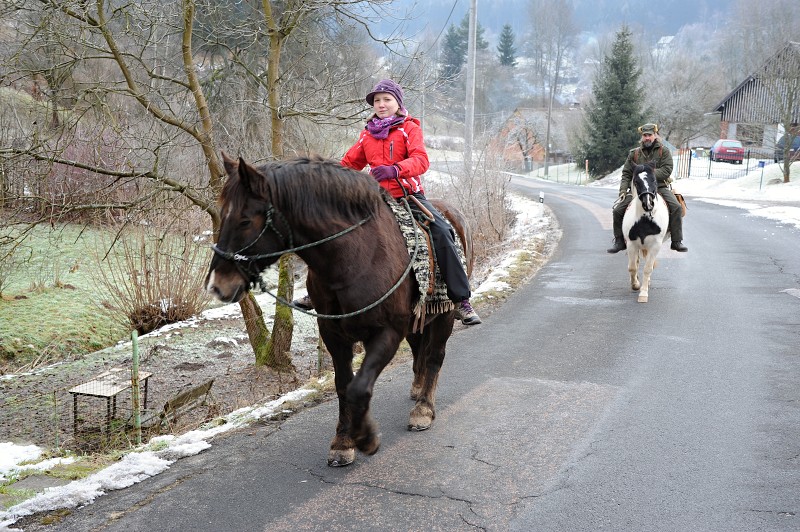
<box><xmin>710</xmin><ymin>139</ymin><xmax>744</xmax><ymax>164</ymax></box>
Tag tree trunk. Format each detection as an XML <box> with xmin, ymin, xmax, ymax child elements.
<box><xmin>260</xmin><ymin>7</ymin><xmax>295</xmax><ymax>371</ymax></box>
<box><xmin>262</xmin><ymin>254</ymin><xmax>294</xmax><ymax>369</ymax></box>
<box><xmin>240</xmin><ymin>292</ymin><xmax>271</xmax><ymax>364</ymax></box>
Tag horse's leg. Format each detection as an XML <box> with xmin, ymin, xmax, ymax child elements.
<box><xmin>639</xmin><ymin>247</ymin><xmax>658</xmax><ymax>303</ymax></box>
<box><xmin>346</xmin><ymin>329</ymin><xmax>404</xmax><ymax>456</ymax></box>
<box><xmin>325</xmin><ymin>341</ymin><xmax>356</xmax><ymax>467</ymax></box>
<box><xmin>407</xmin><ymin>332</ymin><xmax>424</xmax><ymax>400</ymax></box>
<box><xmin>627</xmin><ymin>247</ymin><xmax>641</xmax><ymax>291</ymax></box>
<box><xmin>319</xmin><ymin>328</ymin><xmax>357</xmax><ymax>467</ymax></box>
<box><xmin>407</xmin><ymin>315</ymin><xmax>454</xmax><ymax>431</ymax></box>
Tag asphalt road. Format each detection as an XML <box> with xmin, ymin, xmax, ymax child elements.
<box><xmin>33</xmin><ymin>177</ymin><xmax>800</xmax><ymax>532</ymax></box>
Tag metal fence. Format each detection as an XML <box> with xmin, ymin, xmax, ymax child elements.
<box><xmin>676</xmin><ymin>148</ymin><xmax>776</xmax><ymax>180</ymax></box>
<box><xmin>527</xmin><ymin>161</ymin><xmax>590</xmax><ymax>185</ymax></box>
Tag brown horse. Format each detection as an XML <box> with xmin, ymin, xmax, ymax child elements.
<box><xmin>205</xmin><ymin>154</ymin><xmax>474</xmax><ymax>467</ymax></box>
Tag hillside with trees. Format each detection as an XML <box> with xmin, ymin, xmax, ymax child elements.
<box><xmin>0</xmin><ymin>0</ymin><xmax>798</xmax><ymax>376</ymax></box>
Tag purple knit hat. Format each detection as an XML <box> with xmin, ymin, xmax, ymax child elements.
<box><xmin>366</xmin><ymin>79</ymin><xmax>404</xmax><ymax>109</ymax></box>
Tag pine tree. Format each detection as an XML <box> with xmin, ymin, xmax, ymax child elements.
<box><xmin>438</xmin><ymin>14</ymin><xmax>490</xmax><ymax>82</ymax></box>
<box><xmin>497</xmin><ymin>24</ymin><xmax>517</xmax><ymax>67</ymax></box>
<box><xmin>439</xmin><ymin>23</ymin><xmax>466</xmax><ymax>81</ymax></box>
<box><xmin>578</xmin><ymin>26</ymin><xmax>645</xmax><ymax>178</ymax></box>
<box><xmin>461</xmin><ymin>13</ymin><xmax>489</xmax><ymax>52</ymax></box>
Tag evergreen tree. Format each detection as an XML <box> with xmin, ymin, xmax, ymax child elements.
<box><xmin>463</xmin><ymin>13</ymin><xmax>489</xmax><ymax>53</ymax></box>
<box><xmin>497</xmin><ymin>24</ymin><xmax>517</xmax><ymax>67</ymax></box>
<box><xmin>577</xmin><ymin>26</ymin><xmax>645</xmax><ymax>178</ymax></box>
<box><xmin>438</xmin><ymin>14</ymin><xmax>489</xmax><ymax>82</ymax></box>
<box><xmin>440</xmin><ymin>22</ymin><xmax>466</xmax><ymax>81</ymax></box>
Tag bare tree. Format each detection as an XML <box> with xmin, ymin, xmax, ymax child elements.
<box><xmin>0</xmin><ymin>0</ymin><xmax>409</xmax><ymax>367</ymax></box>
<box><xmin>716</xmin><ymin>0</ymin><xmax>800</xmax><ymax>89</ymax></box>
<box><xmin>712</xmin><ymin>0</ymin><xmax>799</xmax><ymax>182</ymax></box>
<box><xmin>640</xmin><ymin>25</ymin><xmax>727</xmax><ymax>148</ymax></box>
<box><xmin>525</xmin><ymin>0</ymin><xmax>577</xmax><ymax>176</ymax></box>
<box><xmin>756</xmin><ymin>42</ymin><xmax>800</xmax><ymax>182</ymax></box>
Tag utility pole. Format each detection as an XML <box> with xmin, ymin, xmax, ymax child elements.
<box><xmin>464</xmin><ymin>0</ymin><xmax>477</xmax><ymax>168</ymax></box>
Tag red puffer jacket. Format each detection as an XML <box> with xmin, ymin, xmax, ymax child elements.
<box><xmin>341</xmin><ymin>115</ymin><xmax>429</xmax><ymax>199</ymax></box>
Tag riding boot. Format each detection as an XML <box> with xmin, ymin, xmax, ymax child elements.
<box><xmin>667</xmin><ymin>209</ymin><xmax>687</xmax><ymax>252</ymax></box>
<box><xmin>292</xmin><ymin>294</ymin><xmax>314</xmax><ymax>310</ymax></box>
<box><xmin>607</xmin><ymin>201</ymin><xmax>627</xmax><ymax>253</ymax></box>
<box><xmin>607</xmin><ymin>237</ymin><xmax>627</xmax><ymax>254</ymax></box>
<box><xmin>607</xmin><ymin>212</ymin><xmax>626</xmax><ymax>253</ymax></box>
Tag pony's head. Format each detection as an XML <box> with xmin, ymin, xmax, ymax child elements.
<box><xmin>631</xmin><ymin>163</ymin><xmax>658</xmax><ymax>212</ymax></box>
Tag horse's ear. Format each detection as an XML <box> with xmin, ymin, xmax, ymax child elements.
<box><xmin>236</xmin><ymin>156</ymin><xmax>260</xmax><ymax>193</ymax></box>
<box><xmin>221</xmin><ymin>151</ymin><xmax>238</xmax><ymax>177</ymax></box>
<box><xmin>645</xmin><ymin>161</ymin><xmax>656</xmax><ymax>171</ymax></box>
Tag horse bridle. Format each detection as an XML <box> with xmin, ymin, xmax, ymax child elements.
<box><xmin>637</xmin><ymin>188</ymin><xmax>656</xmax><ymax>211</ymax></box>
<box><xmin>212</xmin><ymin>204</ymin><xmax>370</xmax><ymax>290</ymax></box>
<box><xmin>211</xmin><ymin>199</ymin><xmax>421</xmax><ymax>319</ymax></box>
<box><xmin>633</xmin><ymin>173</ymin><xmax>657</xmax><ymax>212</ymax></box>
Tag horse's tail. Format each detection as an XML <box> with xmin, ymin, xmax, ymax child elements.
<box><xmin>430</xmin><ymin>199</ymin><xmax>474</xmax><ymax>278</ymax></box>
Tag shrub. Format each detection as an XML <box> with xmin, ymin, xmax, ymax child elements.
<box><xmin>426</xmin><ymin>149</ymin><xmax>514</xmax><ymax>266</ymax></box>
<box><xmin>93</xmin><ymin>228</ymin><xmax>210</xmax><ymax>335</ymax></box>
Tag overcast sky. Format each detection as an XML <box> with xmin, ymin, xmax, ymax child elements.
<box><xmin>380</xmin><ymin>0</ymin><xmax>739</xmax><ymax>44</ymax></box>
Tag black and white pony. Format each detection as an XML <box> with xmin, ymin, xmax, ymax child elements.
<box><xmin>622</xmin><ymin>163</ymin><xmax>670</xmax><ymax>303</ymax></box>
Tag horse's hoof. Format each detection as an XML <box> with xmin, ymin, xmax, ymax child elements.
<box><xmin>408</xmin><ymin>405</ymin><xmax>434</xmax><ymax>431</ymax></box>
<box><xmin>408</xmin><ymin>421</ymin><xmax>432</xmax><ymax>432</ymax></box>
<box><xmin>409</xmin><ymin>385</ymin><xmax>423</xmax><ymax>401</ymax></box>
<box><xmin>327</xmin><ymin>448</ymin><xmax>356</xmax><ymax>467</ymax></box>
<box><xmin>638</xmin><ymin>295</ymin><xmax>648</xmax><ymax>303</ymax></box>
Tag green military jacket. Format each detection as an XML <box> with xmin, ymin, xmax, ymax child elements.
<box><xmin>619</xmin><ymin>139</ymin><xmax>673</xmax><ymax>195</ymax></box>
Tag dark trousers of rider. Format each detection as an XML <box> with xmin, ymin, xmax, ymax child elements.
<box><xmin>612</xmin><ymin>186</ymin><xmax>683</xmax><ymax>242</ymax></box>
<box><xmin>409</xmin><ymin>193</ymin><xmax>471</xmax><ymax>303</ymax></box>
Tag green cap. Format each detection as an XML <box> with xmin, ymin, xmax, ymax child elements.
<box><xmin>638</xmin><ymin>123</ymin><xmax>659</xmax><ymax>134</ymax></box>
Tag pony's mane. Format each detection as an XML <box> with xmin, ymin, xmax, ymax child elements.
<box><xmin>632</xmin><ymin>163</ymin><xmax>656</xmax><ymax>179</ymax></box>
<box><xmin>222</xmin><ymin>156</ymin><xmax>384</xmax><ymax>224</ymax></box>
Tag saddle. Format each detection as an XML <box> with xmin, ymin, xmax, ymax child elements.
<box><xmin>674</xmin><ymin>192</ymin><xmax>687</xmax><ymax>217</ymax></box>
<box><xmin>384</xmin><ymin>194</ymin><xmax>466</xmax><ymax>332</ymax></box>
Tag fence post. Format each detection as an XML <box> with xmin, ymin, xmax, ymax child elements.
<box><xmin>131</xmin><ymin>331</ymin><xmax>142</xmax><ymax>446</ymax></box>
<box><xmin>53</xmin><ymin>390</ymin><xmax>59</xmax><ymax>449</ymax></box>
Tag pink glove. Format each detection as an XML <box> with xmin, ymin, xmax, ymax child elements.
<box><xmin>370</xmin><ymin>165</ymin><xmax>399</xmax><ymax>182</ymax></box>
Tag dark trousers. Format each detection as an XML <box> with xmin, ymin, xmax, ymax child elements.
<box><xmin>409</xmin><ymin>193</ymin><xmax>471</xmax><ymax>303</ymax></box>
<box><xmin>612</xmin><ymin>186</ymin><xmax>684</xmax><ymax>242</ymax></box>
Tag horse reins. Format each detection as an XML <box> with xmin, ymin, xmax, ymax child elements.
<box><xmin>211</xmin><ymin>198</ymin><xmax>421</xmax><ymax>320</ymax></box>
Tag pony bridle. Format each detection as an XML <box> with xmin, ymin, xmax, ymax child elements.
<box><xmin>211</xmin><ymin>203</ymin><xmax>371</xmax><ymax>291</ymax></box>
<box><xmin>635</xmin><ymin>172</ymin><xmax>656</xmax><ymax>212</ymax></box>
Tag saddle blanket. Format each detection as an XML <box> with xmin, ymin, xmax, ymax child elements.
<box><xmin>385</xmin><ymin>195</ymin><xmax>467</xmax><ymax>331</ymax></box>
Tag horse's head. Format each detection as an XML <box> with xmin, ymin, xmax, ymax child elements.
<box><xmin>631</xmin><ymin>163</ymin><xmax>658</xmax><ymax>212</ymax></box>
<box><xmin>205</xmin><ymin>153</ymin><xmax>290</xmax><ymax>303</ymax></box>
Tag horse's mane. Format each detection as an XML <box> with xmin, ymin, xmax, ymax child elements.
<box><xmin>222</xmin><ymin>156</ymin><xmax>384</xmax><ymax>225</ymax></box>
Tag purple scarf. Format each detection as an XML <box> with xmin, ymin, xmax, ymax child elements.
<box><xmin>367</xmin><ymin>115</ymin><xmax>406</xmax><ymax>139</ymax></box>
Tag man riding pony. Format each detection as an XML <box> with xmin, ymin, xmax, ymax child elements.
<box><xmin>607</xmin><ymin>123</ymin><xmax>688</xmax><ymax>254</ymax></box>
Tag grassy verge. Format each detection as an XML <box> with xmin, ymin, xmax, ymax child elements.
<box><xmin>1</xmin><ymin>219</ymin><xmax>211</xmax><ymax>372</ymax></box>
<box><xmin>0</xmin><ymin>224</ymin><xmax>130</xmax><ymax>370</ymax></box>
